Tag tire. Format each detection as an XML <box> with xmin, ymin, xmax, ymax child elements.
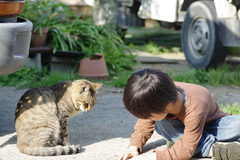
<box><xmin>181</xmin><ymin>1</ymin><xmax>227</xmax><ymax>69</ymax></box>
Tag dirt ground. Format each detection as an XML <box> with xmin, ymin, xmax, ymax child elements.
<box><xmin>0</xmin><ymin>52</ymin><xmax>240</xmax><ymax>160</ymax></box>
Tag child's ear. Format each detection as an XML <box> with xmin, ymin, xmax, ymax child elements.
<box><xmin>165</xmin><ymin>103</ymin><xmax>174</xmax><ymax>111</ymax></box>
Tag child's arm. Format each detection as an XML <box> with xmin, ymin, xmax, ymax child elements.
<box><xmin>129</xmin><ymin>118</ymin><xmax>155</xmax><ymax>151</ymax></box>
<box><xmin>117</xmin><ymin>119</ymin><xmax>155</xmax><ymax>160</ymax></box>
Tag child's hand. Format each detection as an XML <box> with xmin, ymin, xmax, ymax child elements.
<box><xmin>128</xmin><ymin>152</ymin><xmax>156</xmax><ymax>160</ymax></box>
<box><xmin>116</xmin><ymin>146</ymin><xmax>140</xmax><ymax>160</ymax></box>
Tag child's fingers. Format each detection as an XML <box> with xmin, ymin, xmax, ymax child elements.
<box><xmin>123</xmin><ymin>153</ymin><xmax>131</xmax><ymax>160</ymax></box>
<box><xmin>114</xmin><ymin>153</ymin><xmax>126</xmax><ymax>160</ymax></box>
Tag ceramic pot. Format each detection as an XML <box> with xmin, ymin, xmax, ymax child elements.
<box><xmin>30</xmin><ymin>27</ymin><xmax>49</xmax><ymax>47</ymax></box>
<box><xmin>0</xmin><ymin>0</ymin><xmax>25</xmax><ymax>16</ymax></box>
<box><xmin>79</xmin><ymin>53</ymin><xmax>109</xmax><ymax>80</ymax></box>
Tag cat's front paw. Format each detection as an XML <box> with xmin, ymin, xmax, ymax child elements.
<box><xmin>76</xmin><ymin>144</ymin><xmax>81</xmax><ymax>150</ymax></box>
<box><xmin>71</xmin><ymin>144</ymin><xmax>81</xmax><ymax>153</ymax></box>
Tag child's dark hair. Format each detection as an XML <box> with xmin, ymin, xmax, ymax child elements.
<box><xmin>123</xmin><ymin>68</ymin><xmax>177</xmax><ymax>119</ymax></box>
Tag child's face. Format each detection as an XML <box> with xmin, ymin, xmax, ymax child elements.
<box><xmin>149</xmin><ymin>112</ymin><xmax>168</xmax><ymax>121</ymax></box>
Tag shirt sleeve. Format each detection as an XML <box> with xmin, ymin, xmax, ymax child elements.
<box><xmin>129</xmin><ymin>118</ymin><xmax>155</xmax><ymax>151</ymax></box>
<box><xmin>156</xmin><ymin>111</ymin><xmax>208</xmax><ymax>160</ymax></box>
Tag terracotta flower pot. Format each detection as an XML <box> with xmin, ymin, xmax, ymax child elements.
<box><xmin>0</xmin><ymin>1</ymin><xmax>25</xmax><ymax>16</ymax></box>
<box><xmin>30</xmin><ymin>27</ymin><xmax>49</xmax><ymax>47</ymax></box>
<box><xmin>79</xmin><ymin>53</ymin><xmax>109</xmax><ymax>80</ymax></box>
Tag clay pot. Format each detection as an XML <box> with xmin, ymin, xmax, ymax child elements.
<box><xmin>0</xmin><ymin>1</ymin><xmax>25</xmax><ymax>16</ymax></box>
<box><xmin>30</xmin><ymin>27</ymin><xmax>49</xmax><ymax>47</ymax></box>
<box><xmin>79</xmin><ymin>53</ymin><xmax>109</xmax><ymax>80</ymax></box>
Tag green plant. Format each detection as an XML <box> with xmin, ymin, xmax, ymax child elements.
<box><xmin>93</xmin><ymin>25</ymin><xmax>137</xmax><ymax>75</ymax></box>
<box><xmin>0</xmin><ymin>66</ymin><xmax>47</xmax><ymax>88</ymax></box>
<box><xmin>48</xmin><ymin>23</ymin><xmax>80</xmax><ymax>53</ymax></box>
<box><xmin>48</xmin><ymin>17</ymin><xmax>103</xmax><ymax>54</ymax></box>
<box><xmin>20</xmin><ymin>0</ymin><xmax>60</xmax><ymax>34</ymax></box>
<box><xmin>2</xmin><ymin>62</ymin><xmax>240</xmax><ymax>89</ymax></box>
<box><xmin>126</xmin><ymin>25</ymin><xmax>182</xmax><ymax>54</ymax></box>
<box><xmin>97</xmin><ymin>62</ymin><xmax>240</xmax><ymax>87</ymax></box>
<box><xmin>219</xmin><ymin>102</ymin><xmax>240</xmax><ymax>115</ymax></box>
<box><xmin>48</xmin><ymin>18</ymin><xmax>136</xmax><ymax>75</ymax></box>
<box><xmin>0</xmin><ymin>66</ymin><xmax>82</xmax><ymax>88</ymax></box>
<box><xmin>193</xmin><ymin>69</ymin><xmax>208</xmax><ymax>84</ymax></box>
<box><xmin>20</xmin><ymin>0</ymin><xmax>136</xmax><ymax>76</ymax></box>
<box><xmin>128</xmin><ymin>41</ymin><xmax>181</xmax><ymax>55</ymax></box>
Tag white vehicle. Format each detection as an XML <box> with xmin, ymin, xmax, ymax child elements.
<box><xmin>0</xmin><ymin>0</ymin><xmax>32</xmax><ymax>75</ymax></box>
<box><xmin>93</xmin><ymin>0</ymin><xmax>240</xmax><ymax>69</ymax></box>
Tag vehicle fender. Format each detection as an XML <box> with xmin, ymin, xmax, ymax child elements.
<box><xmin>214</xmin><ymin>0</ymin><xmax>237</xmax><ymax>18</ymax></box>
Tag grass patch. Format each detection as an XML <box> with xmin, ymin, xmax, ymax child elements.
<box><xmin>0</xmin><ymin>66</ymin><xmax>80</xmax><ymax>88</ymax></box>
<box><xmin>219</xmin><ymin>102</ymin><xmax>240</xmax><ymax>115</ymax></box>
<box><xmin>1</xmin><ymin>63</ymin><xmax>240</xmax><ymax>88</ymax></box>
<box><xmin>128</xmin><ymin>42</ymin><xmax>181</xmax><ymax>54</ymax></box>
<box><xmin>167</xmin><ymin>63</ymin><xmax>240</xmax><ymax>86</ymax></box>
<box><xmin>0</xmin><ymin>66</ymin><xmax>133</xmax><ymax>89</ymax></box>
<box><xmin>125</xmin><ymin>26</ymin><xmax>182</xmax><ymax>54</ymax></box>
<box><xmin>1</xmin><ymin>64</ymin><xmax>240</xmax><ymax>114</ymax></box>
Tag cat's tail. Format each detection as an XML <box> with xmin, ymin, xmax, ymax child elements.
<box><xmin>21</xmin><ymin>145</ymin><xmax>81</xmax><ymax>156</ymax></box>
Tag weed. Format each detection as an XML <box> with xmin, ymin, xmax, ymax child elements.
<box><xmin>125</xmin><ymin>26</ymin><xmax>182</xmax><ymax>54</ymax></box>
<box><xmin>0</xmin><ymin>66</ymin><xmax>47</xmax><ymax>88</ymax></box>
<box><xmin>0</xmin><ymin>67</ymin><xmax>80</xmax><ymax>88</ymax></box>
<box><xmin>168</xmin><ymin>64</ymin><xmax>240</xmax><ymax>87</ymax></box>
<box><xmin>219</xmin><ymin>102</ymin><xmax>240</xmax><ymax>115</ymax></box>
<box><xmin>129</xmin><ymin>42</ymin><xmax>181</xmax><ymax>55</ymax></box>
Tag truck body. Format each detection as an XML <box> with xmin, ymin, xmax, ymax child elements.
<box><xmin>93</xmin><ymin>0</ymin><xmax>240</xmax><ymax>69</ymax></box>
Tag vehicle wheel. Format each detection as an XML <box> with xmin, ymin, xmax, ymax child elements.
<box><xmin>181</xmin><ymin>1</ymin><xmax>227</xmax><ymax>69</ymax></box>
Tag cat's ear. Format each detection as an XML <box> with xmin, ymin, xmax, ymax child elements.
<box><xmin>92</xmin><ymin>83</ymin><xmax>103</xmax><ymax>91</ymax></box>
<box><xmin>79</xmin><ymin>85</ymin><xmax>90</xmax><ymax>93</ymax></box>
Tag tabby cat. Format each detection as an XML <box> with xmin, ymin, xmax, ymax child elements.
<box><xmin>15</xmin><ymin>79</ymin><xmax>102</xmax><ymax>156</ymax></box>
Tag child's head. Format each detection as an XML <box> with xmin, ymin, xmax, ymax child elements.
<box><xmin>123</xmin><ymin>68</ymin><xmax>177</xmax><ymax>119</ymax></box>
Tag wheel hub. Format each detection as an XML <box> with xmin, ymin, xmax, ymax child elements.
<box><xmin>190</xmin><ymin>18</ymin><xmax>209</xmax><ymax>59</ymax></box>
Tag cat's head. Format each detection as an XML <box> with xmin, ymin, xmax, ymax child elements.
<box><xmin>70</xmin><ymin>79</ymin><xmax>102</xmax><ymax>112</ymax></box>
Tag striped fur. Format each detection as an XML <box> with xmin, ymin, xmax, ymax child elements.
<box><xmin>15</xmin><ymin>80</ymin><xmax>102</xmax><ymax>156</ymax></box>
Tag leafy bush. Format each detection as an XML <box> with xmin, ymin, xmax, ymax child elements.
<box><xmin>49</xmin><ymin>21</ymin><xmax>136</xmax><ymax>75</ymax></box>
<box><xmin>20</xmin><ymin>0</ymin><xmax>136</xmax><ymax>76</ymax></box>
<box><xmin>20</xmin><ymin>0</ymin><xmax>60</xmax><ymax>33</ymax></box>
